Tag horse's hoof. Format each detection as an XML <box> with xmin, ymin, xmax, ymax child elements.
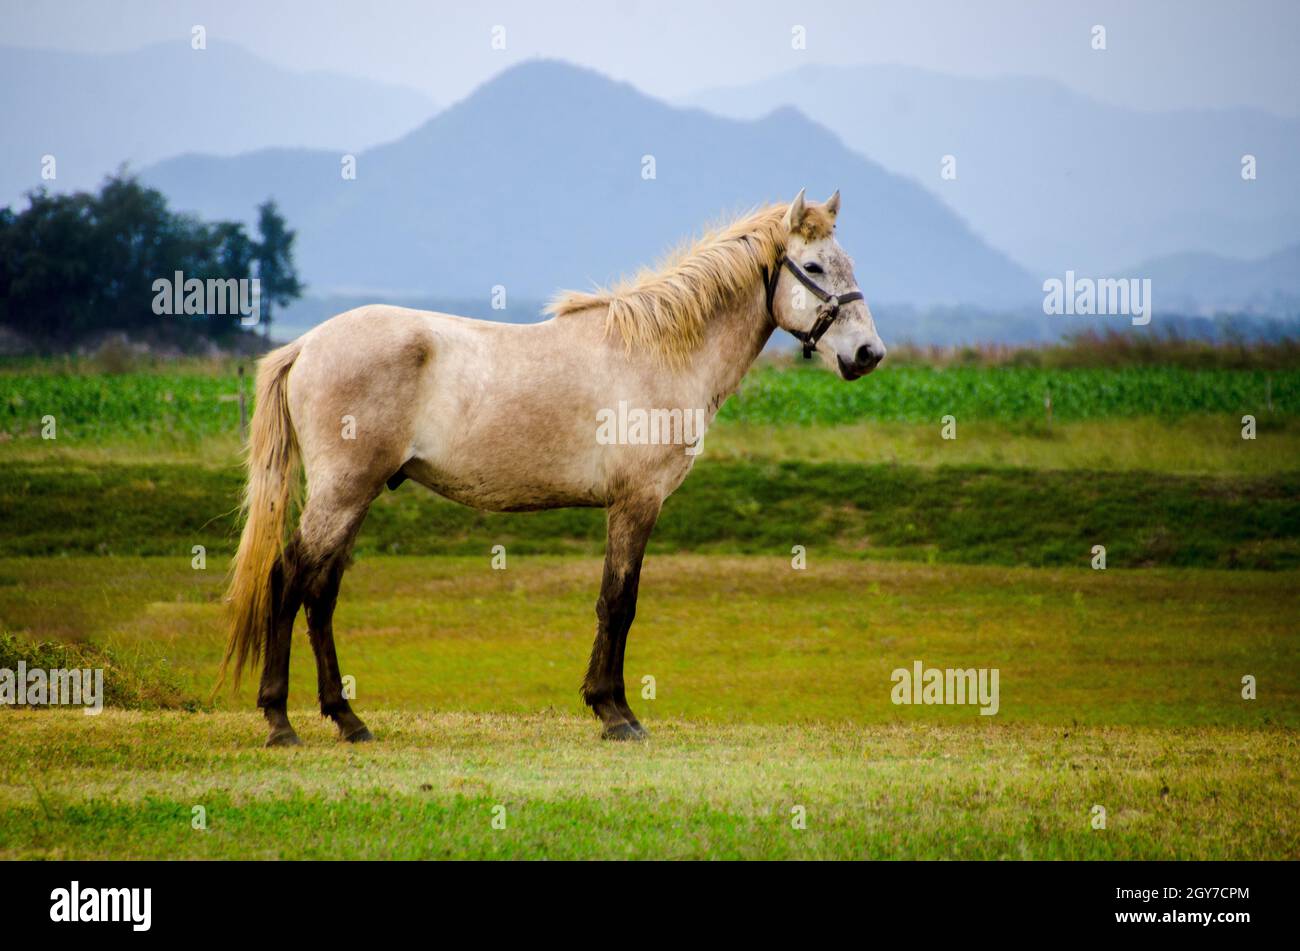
<box><xmin>265</xmin><ymin>728</ymin><xmax>301</xmax><ymax>748</ymax></box>
<box><xmin>629</xmin><ymin>722</ymin><xmax>649</xmax><ymax>739</ymax></box>
<box><xmin>342</xmin><ymin>725</ymin><xmax>374</xmax><ymax>743</ymax></box>
<box><xmin>601</xmin><ymin>722</ymin><xmax>644</xmax><ymax>742</ymax></box>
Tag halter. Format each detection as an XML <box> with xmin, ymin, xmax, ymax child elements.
<box><xmin>763</xmin><ymin>256</ymin><xmax>865</xmax><ymax>359</ymax></box>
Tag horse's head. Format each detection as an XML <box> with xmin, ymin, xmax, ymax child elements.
<box><xmin>771</xmin><ymin>189</ymin><xmax>886</xmax><ymax>380</ymax></box>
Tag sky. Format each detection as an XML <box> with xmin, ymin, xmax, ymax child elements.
<box><xmin>2</xmin><ymin>0</ymin><xmax>1298</xmax><ymax>116</ymax></box>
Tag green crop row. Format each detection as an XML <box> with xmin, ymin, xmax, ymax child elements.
<box><xmin>719</xmin><ymin>364</ymin><xmax>1298</xmax><ymax>424</ymax></box>
<box><xmin>1</xmin><ymin>371</ymin><xmax>245</xmax><ymax>440</ymax></box>
<box><xmin>1</xmin><ymin>364</ymin><xmax>1296</xmax><ymax>441</ymax></box>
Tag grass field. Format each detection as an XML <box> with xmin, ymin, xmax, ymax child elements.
<box><xmin>2</xmin><ymin>555</ymin><xmax>1296</xmax><ymax>858</ymax></box>
<box><xmin>3</xmin><ymin>713</ymin><xmax>1294</xmax><ymax>859</ymax></box>
<box><xmin>1</xmin><ymin>355</ymin><xmax>1297</xmax><ymax>859</ymax></box>
<box><xmin>4</xmin><ymin>555</ymin><xmax>1296</xmax><ymax>723</ymax></box>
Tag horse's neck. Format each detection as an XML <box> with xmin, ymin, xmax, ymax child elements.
<box><xmin>683</xmin><ymin>285</ymin><xmax>775</xmax><ymax>417</ymax></box>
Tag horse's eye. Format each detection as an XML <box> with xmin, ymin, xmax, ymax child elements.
<box><xmin>804</xmin><ymin>262</ymin><xmax>824</xmax><ymax>274</ymax></box>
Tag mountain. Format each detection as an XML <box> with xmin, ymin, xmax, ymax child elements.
<box><xmin>0</xmin><ymin>41</ymin><xmax>436</xmax><ymax>209</ymax></box>
<box><xmin>1131</xmin><ymin>243</ymin><xmax>1300</xmax><ymax>314</ymax></box>
<box><xmin>141</xmin><ymin>60</ymin><xmax>1033</xmax><ymax>309</ymax></box>
<box><xmin>688</xmin><ymin>64</ymin><xmax>1300</xmax><ymax>277</ymax></box>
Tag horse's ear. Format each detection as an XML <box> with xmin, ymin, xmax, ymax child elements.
<box><xmin>825</xmin><ymin>189</ymin><xmax>841</xmax><ymax>217</ymax></box>
<box><xmin>783</xmin><ymin>188</ymin><xmax>808</xmax><ymax>232</ymax></box>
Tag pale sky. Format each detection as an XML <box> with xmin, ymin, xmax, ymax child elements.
<box><xmin>3</xmin><ymin>0</ymin><xmax>1298</xmax><ymax>115</ymax></box>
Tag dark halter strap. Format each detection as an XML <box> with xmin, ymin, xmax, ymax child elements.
<box><xmin>762</xmin><ymin>256</ymin><xmax>865</xmax><ymax>359</ymax></box>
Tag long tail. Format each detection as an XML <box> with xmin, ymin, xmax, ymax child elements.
<box><xmin>215</xmin><ymin>339</ymin><xmax>304</xmax><ymax>693</ymax></box>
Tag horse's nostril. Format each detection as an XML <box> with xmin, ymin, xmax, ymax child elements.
<box><xmin>855</xmin><ymin>344</ymin><xmax>880</xmax><ymax>368</ymax></box>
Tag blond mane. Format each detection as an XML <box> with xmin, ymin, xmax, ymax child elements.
<box><xmin>544</xmin><ymin>201</ymin><xmax>835</xmax><ymax>363</ymax></box>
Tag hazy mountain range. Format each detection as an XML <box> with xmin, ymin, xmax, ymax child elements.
<box><xmin>140</xmin><ymin>59</ymin><xmax>1035</xmax><ymax>308</ymax></box>
<box><xmin>4</xmin><ymin>42</ymin><xmax>1298</xmax><ymax>328</ymax></box>
<box><xmin>0</xmin><ymin>41</ymin><xmax>435</xmax><ymax>207</ymax></box>
<box><xmin>688</xmin><ymin>64</ymin><xmax>1300</xmax><ymax>279</ymax></box>
<box><xmin>1132</xmin><ymin>243</ymin><xmax>1300</xmax><ymax>313</ymax></box>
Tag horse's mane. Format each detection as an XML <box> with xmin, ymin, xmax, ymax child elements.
<box><xmin>544</xmin><ymin>201</ymin><xmax>835</xmax><ymax>363</ymax></box>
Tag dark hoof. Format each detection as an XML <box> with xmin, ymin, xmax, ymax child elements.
<box><xmin>265</xmin><ymin>727</ymin><xmax>301</xmax><ymax>748</ymax></box>
<box><xmin>628</xmin><ymin>722</ymin><xmax>649</xmax><ymax>739</ymax></box>
<box><xmin>342</xmin><ymin>725</ymin><xmax>374</xmax><ymax>743</ymax></box>
<box><xmin>601</xmin><ymin>722</ymin><xmax>645</xmax><ymax>742</ymax></box>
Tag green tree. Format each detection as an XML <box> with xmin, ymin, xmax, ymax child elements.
<box><xmin>252</xmin><ymin>200</ymin><xmax>303</xmax><ymax>339</ymax></box>
<box><xmin>0</xmin><ymin>174</ymin><xmax>289</xmax><ymax>351</ymax></box>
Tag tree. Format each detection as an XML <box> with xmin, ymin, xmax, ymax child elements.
<box><xmin>252</xmin><ymin>200</ymin><xmax>303</xmax><ymax>339</ymax></box>
<box><xmin>0</xmin><ymin>174</ymin><xmax>293</xmax><ymax>351</ymax></box>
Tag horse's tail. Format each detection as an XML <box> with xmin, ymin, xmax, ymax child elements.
<box><xmin>215</xmin><ymin>339</ymin><xmax>304</xmax><ymax>694</ymax></box>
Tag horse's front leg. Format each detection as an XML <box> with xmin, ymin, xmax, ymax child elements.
<box><xmin>583</xmin><ymin>494</ymin><xmax>661</xmax><ymax>740</ymax></box>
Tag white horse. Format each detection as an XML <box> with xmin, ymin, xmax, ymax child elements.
<box><xmin>219</xmin><ymin>189</ymin><xmax>885</xmax><ymax>745</ymax></box>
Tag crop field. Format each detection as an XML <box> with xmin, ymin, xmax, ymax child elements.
<box><xmin>1</xmin><ymin>355</ymin><xmax>1297</xmax><ymax>859</ymax></box>
<box><xmin>4</xmin><ymin>360</ymin><xmax>1298</xmax><ymax>438</ymax></box>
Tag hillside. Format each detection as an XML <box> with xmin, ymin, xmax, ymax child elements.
<box><xmin>0</xmin><ymin>41</ymin><xmax>435</xmax><ymax>208</ymax></box>
<box><xmin>142</xmin><ymin>60</ymin><xmax>1034</xmax><ymax>308</ymax></box>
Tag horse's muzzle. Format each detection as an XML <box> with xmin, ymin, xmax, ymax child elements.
<box><xmin>838</xmin><ymin>343</ymin><xmax>884</xmax><ymax>380</ymax></box>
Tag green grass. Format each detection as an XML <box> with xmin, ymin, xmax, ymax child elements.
<box><xmin>2</xmin><ymin>556</ymin><xmax>1295</xmax><ymax>725</ymax></box>
<box><xmin>708</xmin><ymin>416</ymin><xmax>1300</xmax><ymax>474</ymax></box>
<box><xmin>1</xmin><ymin>367</ymin><xmax>247</xmax><ymax>441</ymax></box>
<box><xmin>719</xmin><ymin>364</ymin><xmax>1297</xmax><ymax>424</ymax></box>
<box><xmin>0</xmin><ymin>631</ymin><xmax>193</xmax><ymax>711</ymax></box>
<box><xmin>1</xmin><ymin>712</ymin><xmax>1295</xmax><ymax>859</ymax></box>
<box><xmin>2</xmin><ymin>533</ymin><xmax>1296</xmax><ymax>861</ymax></box>
<box><xmin>2</xmin><ymin>364</ymin><xmax>1295</xmax><ymax>444</ymax></box>
<box><xmin>2</xmin><ymin>456</ymin><xmax>1296</xmax><ymax>568</ymax></box>
<box><xmin>2</xmin><ymin>554</ymin><xmax>1297</xmax><ymax>859</ymax></box>
<box><xmin>7</xmin><ymin>414</ymin><xmax>1299</xmax><ymax>476</ymax></box>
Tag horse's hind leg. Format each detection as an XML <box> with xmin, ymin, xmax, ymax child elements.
<box><xmin>304</xmin><ymin>551</ymin><xmax>372</xmax><ymax>742</ymax></box>
<box><xmin>260</xmin><ymin>536</ymin><xmax>305</xmax><ymax>746</ymax></box>
<box><xmin>298</xmin><ymin>484</ymin><xmax>377</xmax><ymax>742</ymax></box>
<box><xmin>582</xmin><ymin>494</ymin><xmax>661</xmax><ymax>740</ymax></box>
<box><xmin>276</xmin><ymin>316</ymin><xmax>427</xmax><ymax>743</ymax></box>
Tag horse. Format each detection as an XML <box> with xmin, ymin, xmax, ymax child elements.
<box><xmin>218</xmin><ymin>189</ymin><xmax>886</xmax><ymax>745</ymax></box>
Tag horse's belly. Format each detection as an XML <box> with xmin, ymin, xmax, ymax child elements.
<box><xmin>401</xmin><ymin>456</ymin><xmax>603</xmax><ymax>512</ymax></box>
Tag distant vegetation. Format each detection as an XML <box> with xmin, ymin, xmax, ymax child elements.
<box><xmin>0</xmin><ymin>175</ymin><xmax>300</xmax><ymax>353</ymax></box>
<box><xmin>884</xmin><ymin>329</ymin><xmax>1300</xmax><ymax>370</ymax></box>
<box><xmin>2</xmin><ymin>342</ymin><xmax>1295</xmax><ymax>444</ymax></box>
